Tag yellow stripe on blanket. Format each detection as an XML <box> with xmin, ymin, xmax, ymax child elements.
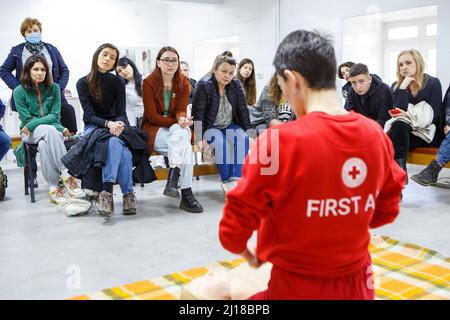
<box><xmin>70</xmin><ymin>236</ymin><xmax>450</xmax><ymax>300</ymax></box>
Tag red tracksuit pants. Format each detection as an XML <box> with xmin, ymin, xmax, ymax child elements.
<box><xmin>249</xmin><ymin>261</ymin><xmax>375</xmax><ymax>300</ymax></box>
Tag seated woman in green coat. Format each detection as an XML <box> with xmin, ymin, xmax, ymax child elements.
<box><xmin>14</xmin><ymin>54</ymin><xmax>83</xmax><ymax>205</ymax></box>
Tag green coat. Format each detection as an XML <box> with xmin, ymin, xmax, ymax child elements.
<box><xmin>13</xmin><ymin>82</ymin><xmax>64</xmax><ymax>133</ymax></box>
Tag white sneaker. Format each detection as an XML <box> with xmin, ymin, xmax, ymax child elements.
<box><xmin>49</xmin><ymin>187</ymin><xmax>69</xmax><ymax>206</ymax></box>
<box><xmin>61</xmin><ymin>198</ymin><xmax>93</xmax><ymax>217</ymax></box>
<box><xmin>61</xmin><ymin>176</ymin><xmax>85</xmax><ymax>198</ymax></box>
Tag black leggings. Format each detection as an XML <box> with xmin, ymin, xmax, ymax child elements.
<box><xmin>60</xmin><ymin>103</ymin><xmax>78</xmax><ymax>134</ymax></box>
<box><xmin>389</xmin><ymin>121</ymin><xmax>437</xmax><ymax>159</ymax></box>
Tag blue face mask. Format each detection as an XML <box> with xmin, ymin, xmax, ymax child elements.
<box><xmin>25</xmin><ymin>32</ymin><xmax>42</xmax><ymax>45</ymax></box>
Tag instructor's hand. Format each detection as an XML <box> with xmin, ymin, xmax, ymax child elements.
<box><xmin>20</xmin><ymin>126</ymin><xmax>30</xmax><ymax>137</ymax></box>
<box><xmin>240</xmin><ymin>247</ymin><xmax>264</xmax><ymax>268</ymax></box>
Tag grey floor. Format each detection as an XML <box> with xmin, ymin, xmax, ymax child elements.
<box><xmin>0</xmin><ymin>157</ymin><xmax>449</xmax><ymax>300</ymax></box>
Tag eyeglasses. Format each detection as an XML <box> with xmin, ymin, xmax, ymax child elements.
<box><xmin>160</xmin><ymin>58</ymin><xmax>179</xmax><ymax>65</ymax></box>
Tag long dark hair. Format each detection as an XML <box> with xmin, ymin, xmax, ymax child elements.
<box><xmin>237</xmin><ymin>58</ymin><xmax>256</xmax><ymax>106</ymax></box>
<box><xmin>86</xmin><ymin>43</ymin><xmax>120</xmax><ymax>103</ymax></box>
<box><xmin>149</xmin><ymin>46</ymin><xmax>183</xmax><ymax>97</ymax></box>
<box><xmin>117</xmin><ymin>57</ymin><xmax>143</xmax><ymax>97</ymax></box>
<box><xmin>20</xmin><ymin>54</ymin><xmax>53</xmax><ymax>90</ymax></box>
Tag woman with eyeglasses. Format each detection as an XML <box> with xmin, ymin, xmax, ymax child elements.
<box><xmin>142</xmin><ymin>46</ymin><xmax>203</xmax><ymax>214</ymax></box>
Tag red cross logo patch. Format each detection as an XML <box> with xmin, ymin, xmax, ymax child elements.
<box><xmin>341</xmin><ymin>158</ymin><xmax>367</xmax><ymax>189</ymax></box>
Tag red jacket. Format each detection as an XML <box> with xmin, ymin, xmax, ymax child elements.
<box><xmin>142</xmin><ymin>71</ymin><xmax>190</xmax><ymax>153</ymax></box>
<box><xmin>219</xmin><ymin>111</ymin><xmax>405</xmax><ymax>278</ymax></box>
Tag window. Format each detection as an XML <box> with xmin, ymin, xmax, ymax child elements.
<box><xmin>426</xmin><ymin>23</ymin><xmax>437</xmax><ymax>36</ymax></box>
<box><xmin>383</xmin><ymin>18</ymin><xmax>437</xmax><ymax>85</ymax></box>
<box><xmin>388</xmin><ymin>26</ymin><xmax>418</xmax><ymax>40</ymax></box>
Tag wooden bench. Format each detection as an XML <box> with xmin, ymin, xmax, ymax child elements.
<box><xmin>10</xmin><ymin>135</ymin><xmax>220</xmax><ymax>181</ymax></box>
<box><xmin>150</xmin><ymin>145</ymin><xmax>219</xmax><ymax>180</ymax></box>
<box><xmin>407</xmin><ymin>147</ymin><xmax>450</xmax><ymax>168</ymax></box>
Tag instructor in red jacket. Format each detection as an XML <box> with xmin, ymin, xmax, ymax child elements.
<box><xmin>219</xmin><ymin>30</ymin><xmax>406</xmax><ymax>300</ymax></box>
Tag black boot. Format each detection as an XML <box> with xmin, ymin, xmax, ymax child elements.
<box><xmin>164</xmin><ymin>167</ymin><xmax>180</xmax><ymax>198</ymax></box>
<box><xmin>411</xmin><ymin>160</ymin><xmax>443</xmax><ymax>186</ymax></box>
<box><xmin>180</xmin><ymin>188</ymin><xmax>204</xmax><ymax>213</ymax></box>
<box><xmin>395</xmin><ymin>158</ymin><xmax>408</xmax><ymax>185</ymax></box>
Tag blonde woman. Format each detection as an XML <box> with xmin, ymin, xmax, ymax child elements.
<box><xmin>251</xmin><ymin>73</ymin><xmax>295</xmax><ymax>130</ymax></box>
<box><xmin>388</xmin><ymin>49</ymin><xmax>443</xmax><ymax>179</ymax></box>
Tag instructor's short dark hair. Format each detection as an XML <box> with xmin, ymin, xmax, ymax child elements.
<box><xmin>349</xmin><ymin>63</ymin><xmax>369</xmax><ymax>78</ymax></box>
<box><xmin>273</xmin><ymin>29</ymin><xmax>336</xmax><ymax>89</ymax></box>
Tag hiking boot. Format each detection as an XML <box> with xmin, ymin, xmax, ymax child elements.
<box><xmin>164</xmin><ymin>167</ymin><xmax>180</xmax><ymax>198</ymax></box>
<box><xmin>49</xmin><ymin>187</ymin><xmax>69</xmax><ymax>206</ymax></box>
<box><xmin>395</xmin><ymin>158</ymin><xmax>408</xmax><ymax>185</ymax></box>
<box><xmin>180</xmin><ymin>188</ymin><xmax>203</xmax><ymax>213</ymax></box>
<box><xmin>61</xmin><ymin>176</ymin><xmax>85</xmax><ymax>198</ymax></box>
<box><xmin>411</xmin><ymin>160</ymin><xmax>443</xmax><ymax>186</ymax></box>
<box><xmin>97</xmin><ymin>191</ymin><xmax>114</xmax><ymax>217</ymax></box>
<box><xmin>123</xmin><ymin>192</ymin><xmax>137</xmax><ymax>215</ymax></box>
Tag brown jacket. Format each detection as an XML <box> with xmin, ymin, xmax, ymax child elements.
<box><xmin>142</xmin><ymin>71</ymin><xmax>190</xmax><ymax>153</ymax></box>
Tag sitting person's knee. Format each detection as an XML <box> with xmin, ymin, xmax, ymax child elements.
<box><xmin>391</xmin><ymin>121</ymin><xmax>410</xmax><ymax>131</ymax></box>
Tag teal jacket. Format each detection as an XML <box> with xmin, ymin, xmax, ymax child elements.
<box><xmin>13</xmin><ymin>82</ymin><xmax>64</xmax><ymax>133</ymax></box>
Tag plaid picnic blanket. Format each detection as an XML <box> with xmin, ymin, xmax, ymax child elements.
<box><xmin>70</xmin><ymin>235</ymin><xmax>450</xmax><ymax>300</ymax></box>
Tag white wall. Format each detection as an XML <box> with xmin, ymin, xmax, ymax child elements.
<box><xmin>436</xmin><ymin>0</ymin><xmax>450</xmax><ymax>90</ymax></box>
<box><xmin>1</xmin><ymin>0</ymin><xmax>450</xmax><ymax>136</ymax></box>
<box><xmin>167</xmin><ymin>0</ymin><xmax>275</xmax><ymax>97</ymax></box>
<box><xmin>0</xmin><ymin>0</ymin><xmax>168</xmax><ymax>135</ymax></box>
<box><xmin>0</xmin><ymin>0</ymin><xmax>168</xmax><ymax>95</ymax></box>
<box><xmin>279</xmin><ymin>0</ymin><xmax>450</xmax><ymax>90</ymax></box>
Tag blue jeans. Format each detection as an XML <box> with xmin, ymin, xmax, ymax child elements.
<box><xmin>437</xmin><ymin>133</ymin><xmax>450</xmax><ymax>166</ymax></box>
<box><xmin>0</xmin><ymin>128</ymin><xmax>11</xmax><ymax>162</ymax></box>
<box><xmin>85</xmin><ymin>125</ymin><xmax>133</xmax><ymax>195</ymax></box>
<box><xmin>204</xmin><ymin>124</ymin><xmax>249</xmax><ymax>182</ymax></box>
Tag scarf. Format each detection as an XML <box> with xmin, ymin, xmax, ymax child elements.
<box><xmin>25</xmin><ymin>41</ymin><xmax>44</xmax><ymax>55</ymax></box>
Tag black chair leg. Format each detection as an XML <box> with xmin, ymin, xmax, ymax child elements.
<box><xmin>24</xmin><ymin>168</ymin><xmax>29</xmax><ymax>195</ymax></box>
<box><xmin>163</xmin><ymin>156</ymin><xmax>169</xmax><ymax>168</ymax></box>
<box><xmin>25</xmin><ymin>143</ymin><xmax>36</xmax><ymax>203</ymax></box>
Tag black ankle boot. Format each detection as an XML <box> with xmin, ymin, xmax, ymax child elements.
<box><xmin>180</xmin><ymin>188</ymin><xmax>204</xmax><ymax>213</ymax></box>
<box><xmin>395</xmin><ymin>158</ymin><xmax>408</xmax><ymax>185</ymax></box>
<box><xmin>164</xmin><ymin>167</ymin><xmax>180</xmax><ymax>198</ymax></box>
<box><xmin>411</xmin><ymin>160</ymin><xmax>443</xmax><ymax>186</ymax></box>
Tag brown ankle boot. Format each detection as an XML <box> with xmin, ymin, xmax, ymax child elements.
<box><xmin>123</xmin><ymin>192</ymin><xmax>137</xmax><ymax>215</ymax></box>
<box><xmin>98</xmin><ymin>191</ymin><xmax>114</xmax><ymax>217</ymax></box>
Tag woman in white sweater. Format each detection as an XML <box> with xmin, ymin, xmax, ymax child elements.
<box><xmin>116</xmin><ymin>57</ymin><xmax>144</xmax><ymax>127</ymax></box>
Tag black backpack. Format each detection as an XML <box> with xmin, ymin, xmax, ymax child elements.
<box><xmin>0</xmin><ymin>166</ymin><xmax>7</xmax><ymax>201</ymax></box>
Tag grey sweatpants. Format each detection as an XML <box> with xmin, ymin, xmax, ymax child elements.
<box><xmin>22</xmin><ymin>125</ymin><xmax>67</xmax><ymax>186</ymax></box>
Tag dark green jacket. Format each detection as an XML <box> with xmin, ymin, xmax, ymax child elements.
<box><xmin>13</xmin><ymin>82</ymin><xmax>64</xmax><ymax>133</ymax></box>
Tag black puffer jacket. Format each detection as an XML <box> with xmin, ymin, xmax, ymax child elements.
<box><xmin>191</xmin><ymin>75</ymin><xmax>251</xmax><ymax>136</ymax></box>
